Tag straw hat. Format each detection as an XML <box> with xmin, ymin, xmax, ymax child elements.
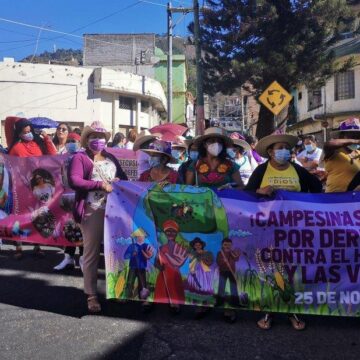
<box><xmin>171</xmin><ymin>135</ymin><xmax>187</xmax><ymax>149</ymax></box>
<box><xmin>193</xmin><ymin>127</ymin><xmax>233</xmax><ymax>147</ymax></box>
<box><xmin>331</xmin><ymin>118</ymin><xmax>360</xmax><ymax>138</ymax></box>
<box><xmin>131</xmin><ymin>228</ymin><xmax>147</xmax><ymax>238</ymax></box>
<box><xmin>232</xmin><ymin>139</ymin><xmax>251</xmax><ymax>152</ymax></box>
<box><xmin>255</xmin><ymin>134</ymin><xmax>298</xmax><ymax>158</ymax></box>
<box><xmin>141</xmin><ymin>139</ymin><xmax>177</xmax><ymax>163</ymax></box>
<box><xmin>80</xmin><ymin>121</ymin><xmax>111</xmax><ymax>148</ymax></box>
<box><xmin>133</xmin><ymin>129</ymin><xmax>161</xmax><ymax>151</ymax></box>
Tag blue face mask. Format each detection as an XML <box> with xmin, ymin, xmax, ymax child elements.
<box><xmin>305</xmin><ymin>144</ymin><xmax>315</xmax><ymax>152</ymax></box>
<box><xmin>171</xmin><ymin>149</ymin><xmax>182</xmax><ymax>160</ymax></box>
<box><xmin>226</xmin><ymin>148</ymin><xmax>236</xmax><ymax>159</ymax></box>
<box><xmin>348</xmin><ymin>144</ymin><xmax>360</xmax><ymax>151</ymax></box>
<box><xmin>274</xmin><ymin>149</ymin><xmax>291</xmax><ymax>164</ymax></box>
<box><xmin>21</xmin><ymin>132</ymin><xmax>34</xmax><ymax>142</ymax></box>
<box><xmin>149</xmin><ymin>156</ymin><xmax>161</xmax><ymax>168</ymax></box>
<box><xmin>189</xmin><ymin>150</ymin><xmax>199</xmax><ymax>161</ymax></box>
<box><xmin>66</xmin><ymin>142</ymin><xmax>79</xmax><ymax>154</ymax></box>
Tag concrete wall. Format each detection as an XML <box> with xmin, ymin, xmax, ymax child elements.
<box><xmin>0</xmin><ymin>59</ymin><xmax>167</xmax><ymax>145</ymax></box>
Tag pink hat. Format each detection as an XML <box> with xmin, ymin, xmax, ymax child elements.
<box><xmin>80</xmin><ymin>121</ymin><xmax>111</xmax><ymax>147</ymax></box>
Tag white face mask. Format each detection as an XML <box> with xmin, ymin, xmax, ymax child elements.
<box><xmin>206</xmin><ymin>142</ymin><xmax>223</xmax><ymax>156</ymax></box>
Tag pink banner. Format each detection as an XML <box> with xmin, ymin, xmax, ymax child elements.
<box><xmin>0</xmin><ymin>149</ymin><xmax>137</xmax><ymax>246</ymax></box>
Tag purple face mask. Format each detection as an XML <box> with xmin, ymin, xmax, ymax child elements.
<box><xmin>88</xmin><ymin>138</ymin><xmax>106</xmax><ymax>152</ymax></box>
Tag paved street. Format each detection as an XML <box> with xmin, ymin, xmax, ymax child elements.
<box><xmin>0</xmin><ymin>243</ymin><xmax>359</xmax><ymax>360</ymax></box>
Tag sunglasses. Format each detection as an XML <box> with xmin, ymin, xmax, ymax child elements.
<box><xmin>57</xmin><ymin>127</ymin><xmax>68</xmax><ymax>132</ymax></box>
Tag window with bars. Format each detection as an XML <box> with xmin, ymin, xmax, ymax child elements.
<box><xmin>119</xmin><ymin>96</ymin><xmax>134</xmax><ymax>110</ymax></box>
<box><xmin>335</xmin><ymin>70</ymin><xmax>355</xmax><ymax>101</ymax></box>
<box><xmin>308</xmin><ymin>89</ymin><xmax>322</xmax><ymax>111</ymax></box>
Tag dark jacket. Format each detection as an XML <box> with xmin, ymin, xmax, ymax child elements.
<box><xmin>347</xmin><ymin>171</ymin><xmax>360</xmax><ymax>191</ymax></box>
<box><xmin>245</xmin><ymin>161</ymin><xmax>322</xmax><ymax>193</ymax></box>
<box><xmin>68</xmin><ymin>149</ymin><xmax>128</xmax><ymax>223</ymax></box>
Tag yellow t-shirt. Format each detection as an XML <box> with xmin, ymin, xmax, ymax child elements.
<box><xmin>325</xmin><ymin>148</ymin><xmax>360</xmax><ymax>193</ymax></box>
<box><xmin>260</xmin><ymin>162</ymin><xmax>301</xmax><ymax>192</ymax></box>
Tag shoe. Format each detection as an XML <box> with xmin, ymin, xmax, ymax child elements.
<box><xmin>53</xmin><ymin>254</ymin><xmax>75</xmax><ymax>271</ymax></box>
<box><xmin>79</xmin><ymin>255</ymin><xmax>84</xmax><ymax>273</ymax></box>
<box><xmin>194</xmin><ymin>307</ymin><xmax>211</xmax><ymax>320</ymax></box>
<box><xmin>289</xmin><ymin>314</ymin><xmax>306</xmax><ymax>331</ymax></box>
<box><xmin>223</xmin><ymin>310</ymin><xmax>237</xmax><ymax>324</ymax></box>
<box><xmin>87</xmin><ymin>295</ymin><xmax>101</xmax><ymax>314</ymax></box>
<box><xmin>33</xmin><ymin>245</ymin><xmax>45</xmax><ymax>258</ymax></box>
<box><xmin>169</xmin><ymin>304</ymin><xmax>180</xmax><ymax>315</ymax></box>
<box><xmin>141</xmin><ymin>301</ymin><xmax>153</xmax><ymax>313</ymax></box>
<box><xmin>257</xmin><ymin>313</ymin><xmax>272</xmax><ymax>330</ymax></box>
<box><xmin>14</xmin><ymin>247</ymin><xmax>23</xmax><ymax>260</ymax></box>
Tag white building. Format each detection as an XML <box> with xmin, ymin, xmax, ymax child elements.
<box><xmin>287</xmin><ymin>36</ymin><xmax>360</xmax><ymax>143</ymax></box>
<box><xmin>0</xmin><ymin>58</ymin><xmax>167</xmax><ymax>145</ymax></box>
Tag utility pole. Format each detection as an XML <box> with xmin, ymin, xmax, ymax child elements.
<box><xmin>167</xmin><ymin>3</ymin><xmax>195</xmax><ymax>126</ymax></box>
<box><xmin>167</xmin><ymin>2</ymin><xmax>173</xmax><ymax>123</ymax></box>
<box><xmin>193</xmin><ymin>0</ymin><xmax>205</xmax><ymax>135</ymax></box>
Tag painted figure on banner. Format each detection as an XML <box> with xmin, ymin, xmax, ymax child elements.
<box><xmin>185</xmin><ymin>237</ymin><xmax>214</xmax><ymax>306</ymax></box>
<box><xmin>215</xmin><ymin>238</ymin><xmax>241</xmax><ymax>307</ymax></box>
<box><xmin>154</xmin><ymin>220</ymin><xmax>188</xmax><ymax>306</ymax></box>
<box><xmin>124</xmin><ymin>228</ymin><xmax>154</xmax><ymax>300</ymax></box>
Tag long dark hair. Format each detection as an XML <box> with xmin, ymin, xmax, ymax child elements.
<box><xmin>198</xmin><ymin>137</ymin><xmax>228</xmax><ymax>161</ymax></box>
<box><xmin>8</xmin><ymin>118</ymin><xmax>47</xmax><ymax>154</ymax></box>
<box><xmin>52</xmin><ymin>122</ymin><xmax>72</xmax><ymax>146</ymax></box>
<box><xmin>30</xmin><ymin>168</ymin><xmax>55</xmax><ymax>190</ymax></box>
<box><xmin>111</xmin><ymin>132</ymin><xmax>125</xmax><ymax>147</ymax></box>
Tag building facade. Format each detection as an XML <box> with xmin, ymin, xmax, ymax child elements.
<box><xmin>287</xmin><ymin>36</ymin><xmax>360</xmax><ymax>143</ymax></box>
<box><xmin>0</xmin><ymin>58</ymin><xmax>167</xmax><ymax>145</ymax></box>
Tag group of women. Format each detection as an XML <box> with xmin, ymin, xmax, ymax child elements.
<box><xmin>6</xmin><ymin>116</ymin><xmax>360</xmax><ymax>329</ymax></box>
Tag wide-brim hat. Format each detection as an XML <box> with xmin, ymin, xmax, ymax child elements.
<box><xmin>81</xmin><ymin>121</ymin><xmax>111</xmax><ymax>148</ymax></box>
<box><xmin>171</xmin><ymin>135</ymin><xmax>187</xmax><ymax>149</ymax></box>
<box><xmin>232</xmin><ymin>139</ymin><xmax>251</xmax><ymax>152</ymax></box>
<box><xmin>183</xmin><ymin>137</ymin><xmax>198</xmax><ymax>149</ymax></box>
<box><xmin>141</xmin><ymin>139</ymin><xmax>177</xmax><ymax>164</ymax></box>
<box><xmin>255</xmin><ymin>134</ymin><xmax>298</xmax><ymax>158</ymax></box>
<box><xmin>131</xmin><ymin>227</ymin><xmax>147</xmax><ymax>238</ymax></box>
<box><xmin>133</xmin><ymin>129</ymin><xmax>162</xmax><ymax>151</ymax></box>
<box><xmin>330</xmin><ymin>117</ymin><xmax>360</xmax><ymax>138</ymax></box>
<box><xmin>193</xmin><ymin>127</ymin><xmax>233</xmax><ymax>147</ymax></box>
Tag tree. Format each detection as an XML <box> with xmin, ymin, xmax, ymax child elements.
<box><xmin>201</xmin><ymin>0</ymin><xmax>358</xmax><ymax>138</ymax></box>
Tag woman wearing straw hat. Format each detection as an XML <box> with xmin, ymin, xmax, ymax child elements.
<box><xmin>68</xmin><ymin>121</ymin><xmax>128</xmax><ymax>313</ymax></box>
<box><xmin>323</xmin><ymin>118</ymin><xmax>360</xmax><ymax>193</ymax></box>
<box><xmin>185</xmin><ymin>127</ymin><xmax>244</xmax><ymax>189</ymax></box>
<box><xmin>245</xmin><ymin>133</ymin><xmax>322</xmax><ymax>330</ymax></box>
<box><xmin>138</xmin><ymin>140</ymin><xmax>180</xmax><ymax>184</ymax></box>
<box><xmin>133</xmin><ymin>130</ymin><xmax>162</xmax><ymax>176</ymax></box>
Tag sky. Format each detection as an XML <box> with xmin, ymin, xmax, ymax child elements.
<box><xmin>0</xmin><ymin>0</ymin><xmax>193</xmax><ymax>61</ymax></box>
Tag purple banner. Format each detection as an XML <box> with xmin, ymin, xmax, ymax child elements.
<box><xmin>105</xmin><ymin>182</ymin><xmax>360</xmax><ymax>316</ymax></box>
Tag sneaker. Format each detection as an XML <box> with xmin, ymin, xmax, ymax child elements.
<box><xmin>79</xmin><ymin>255</ymin><xmax>84</xmax><ymax>273</ymax></box>
<box><xmin>53</xmin><ymin>254</ymin><xmax>75</xmax><ymax>271</ymax></box>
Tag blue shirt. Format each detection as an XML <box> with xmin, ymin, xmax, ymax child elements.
<box><xmin>124</xmin><ymin>243</ymin><xmax>148</xmax><ymax>269</ymax></box>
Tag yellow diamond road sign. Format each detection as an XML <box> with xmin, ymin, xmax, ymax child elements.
<box><xmin>259</xmin><ymin>81</ymin><xmax>293</xmax><ymax>116</ymax></box>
